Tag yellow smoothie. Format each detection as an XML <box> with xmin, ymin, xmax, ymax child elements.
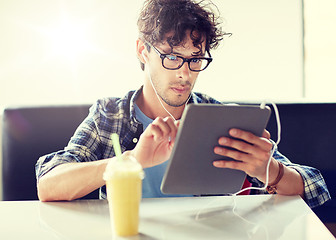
<box><xmin>104</xmin><ymin>155</ymin><xmax>144</xmax><ymax>237</ymax></box>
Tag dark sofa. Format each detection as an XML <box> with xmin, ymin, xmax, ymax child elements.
<box><xmin>1</xmin><ymin>104</ymin><xmax>99</xmax><ymax>201</ymax></box>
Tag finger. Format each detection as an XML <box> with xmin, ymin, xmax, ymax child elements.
<box><xmin>213</xmin><ymin>160</ymin><xmax>246</xmax><ymax>172</ymax></box>
<box><xmin>162</xmin><ymin>117</ymin><xmax>179</xmax><ymax>142</ymax></box>
<box><xmin>145</xmin><ymin>123</ymin><xmax>165</xmax><ymax>141</ymax></box>
<box><xmin>175</xmin><ymin>120</ymin><xmax>180</xmax><ymax>128</ymax></box>
<box><xmin>214</xmin><ymin>145</ymin><xmax>254</xmax><ymax>162</ymax></box>
<box><xmin>213</xmin><ymin>158</ymin><xmax>268</xmax><ymax>179</ymax></box>
<box><xmin>163</xmin><ymin>117</ymin><xmax>177</xmax><ymax>132</ymax></box>
<box><xmin>217</xmin><ymin>136</ymin><xmax>269</xmax><ymax>160</ymax></box>
<box><xmin>262</xmin><ymin>129</ymin><xmax>271</xmax><ymax>139</ymax></box>
<box><xmin>151</xmin><ymin>117</ymin><xmax>173</xmax><ymax>140</ymax></box>
<box><xmin>229</xmin><ymin>128</ymin><xmax>273</xmax><ymax>152</ymax></box>
<box><xmin>163</xmin><ymin>117</ymin><xmax>178</xmax><ymax>142</ymax></box>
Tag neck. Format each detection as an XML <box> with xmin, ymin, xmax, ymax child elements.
<box><xmin>136</xmin><ymin>84</ymin><xmax>186</xmax><ymax>120</ymax></box>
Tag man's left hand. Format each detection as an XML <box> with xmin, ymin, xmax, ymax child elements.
<box><xmin>213</xmin><ymin>128</ymin><xmax>274</xmax><ymax>182</ymax></box>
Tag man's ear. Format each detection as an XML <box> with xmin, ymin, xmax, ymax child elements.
<box><xmin>136</xmin><ymin>39</ymin><xmax>147</xmax><ymax>64</ymax></box>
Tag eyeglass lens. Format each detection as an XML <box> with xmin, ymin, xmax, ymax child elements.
<box><xmin>163</xmin><ymin>55</ymin><xmax>209</xmax><ymax>71</ymax></box>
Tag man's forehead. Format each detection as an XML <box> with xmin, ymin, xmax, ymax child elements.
<box><xmin>158</xmin><ymin>43</ymin><xmax>205</xmax><ymax>57</ymax></box>
<box><xmin>159</xmin><ymin>31</ymin><xmax>206</xmax><ymax>54</ymax></box>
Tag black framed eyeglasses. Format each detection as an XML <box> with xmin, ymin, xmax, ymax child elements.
<box><xmin>146</xmin><ymin>42</ymin><xmax>212</xmax><ymax>72</ymax></box>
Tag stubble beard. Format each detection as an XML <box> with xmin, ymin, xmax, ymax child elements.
<box><xmin>159</xmin><ymin>93</ymin><xmax>191</xmax><ymax>107</ymax></box>
<box><xmin>154</xmin><ymin>81</ymin><xmax>193</xmax><ymax>107</ymax></box>
<box><xmin>150</xmin><ymin>71</ymin><xmax>194</xmax><ymax>108</ymax></box>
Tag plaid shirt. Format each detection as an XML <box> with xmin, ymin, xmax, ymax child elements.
<box><xmin>36</xmin><ymin>87</ymin><xmax>331</xmax><ymax>208</ymax></box>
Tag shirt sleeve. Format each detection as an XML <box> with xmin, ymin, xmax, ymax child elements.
<box><xmin>35</xmin><ymin>103</ymin><xmax>103</xmax><ymax>182</ymax></box>
<box><xmin>248</xmin><ymin>148</ymin><xmax>331</xmax><ymax>209</ymax></box>
<box><xmin>273</xmin><ymin>150</ymin><xmax>331</xmax><ymax>208</ymax></box>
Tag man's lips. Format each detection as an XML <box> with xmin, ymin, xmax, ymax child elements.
<box><xmin>171</xmin><ymin>86</ymin><xmax>189</xmax><ymax>94</ymax></box>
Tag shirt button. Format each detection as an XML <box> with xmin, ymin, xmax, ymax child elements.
<box><xmin>133</xmin><ymin>138</ymin><xmax>138</xmax><ymax>143</ymax></box>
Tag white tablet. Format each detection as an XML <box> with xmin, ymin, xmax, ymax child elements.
<box><xmin>161</xmin><ymin>103</ymin><xmax>271</xmax><ymax>195</ymax></box>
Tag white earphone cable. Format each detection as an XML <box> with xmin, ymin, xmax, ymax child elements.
<box><xmin>232</xmin><ymin>102</ymin><xmax>281</xmax><ymax>195</ymax></box>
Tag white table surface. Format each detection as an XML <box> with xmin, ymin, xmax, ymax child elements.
<box><xmin>0</xmin><ymin>194</ymin><xmax>334</xmax><ymax>240</ymax></box>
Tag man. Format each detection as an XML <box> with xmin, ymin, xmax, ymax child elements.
<box><xmin>36</xmin><ymin>0</ymin><xmax>330</xmax><ymax>208</ymax></box>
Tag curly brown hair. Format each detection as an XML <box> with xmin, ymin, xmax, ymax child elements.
<box><xmin>137</xmin><ymin>0</ymin><xmax>228</xmax><ymax>70</ymax></box>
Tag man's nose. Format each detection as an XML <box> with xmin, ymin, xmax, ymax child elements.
<box><xmin>176</xmin><ymin>62</ymin><xmax>191</xmax><ymax>79</ymax></box>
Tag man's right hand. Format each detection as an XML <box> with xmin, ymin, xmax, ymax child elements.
<box><xmin>131</xmin><ymin>117</ymin><xmax>179</xmax><ymax>168</ymax></box>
